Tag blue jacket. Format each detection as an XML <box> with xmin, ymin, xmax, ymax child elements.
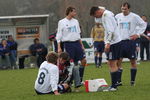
<box><xmin>7</xmin><ymin>40</ymin><xmax>18</xmax><ymax>50</ymax></box>
<box><xmin>0</xmin><ymin>44</ymin><xmax>10</xmax><ymax>56</ymax></box>
<box><xmin>29</xmin><ymin>43</ymin><xmax>47</xmax><ymax>56</ymax></box>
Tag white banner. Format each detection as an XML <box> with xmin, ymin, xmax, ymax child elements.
<box><xmin>0</xmin><ymin>27</ymin><xmax>14</xmax><ymax>41</ymax></box>
<box><xmin>81</xmin><ymin>38</ymin><xmax>107</xmax><ymax>63</ymax></box>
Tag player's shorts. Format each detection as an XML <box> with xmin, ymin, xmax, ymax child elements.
<box><xmin>106</xmin><ymin>42</ymin><xmax>121</xmax><ymax>60</ymax></box>
<box><xmin>120</xmin><ymin>40</ymin><xmax>137</xmax><ymax>59</ymax></box>
<box><xmin>35</xmin><ymin>90</ymin><xmax>53</xmax><ymax>95</ymax></box>
<box><xmin>94</xmin><ymin>41</ymin><xmax>105</xmax><ymax>52</ymax></box>
<box><xmin>35</xmin><ymin>84</ymin><xmax>66</xmax><ymax>95</ymax></box>
<box><xmin>64</xmin><ymin>40</ymin><xmax>86</xmax><ymax>63</ymax></box>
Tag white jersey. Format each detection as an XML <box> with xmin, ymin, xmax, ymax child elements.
<box><xmin>95</xmin><ymin>10</ymin><xmax>121</xmax><ymax>45</ymax></box>
<box><xmin>56</xmin><ymin>18</ymin><xmax>81</xmax><ymax>43</ymax></box>
<box><xmin>115</xmin><ymin>12</ymin><xmax>146</xmax><ymax>40</ymax></box>
<box><xmin>34</xmin><ymin>61</ymin><xmax>59</xmax><ymax>93</ymax></box>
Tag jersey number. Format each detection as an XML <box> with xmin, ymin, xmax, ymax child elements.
<box><xmin>38</xmin><ymin>72</ymin><xmax>45</xmax><ymax>85</ymax></box>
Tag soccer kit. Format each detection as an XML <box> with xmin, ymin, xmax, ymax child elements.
<box><xmin>115</xmin><ymin>12</ymin><xmax>146</xmax><ymax>59</ymax></box>
<box><xmin>101</xmin><ymin>10</ymin><xmax>122</xmax><ymax>60</ymax></box>
<box><xmin>115</xmin><ymin>12</ymin><xmax>146</xmax><ymax>86</ymax></box>
<box><xmin>56</xmin><ymin>18</ymin><xmax>85</xmax><ymax>62</ymax></box>
<box><xmin>34</xmin><ymin>61</ymin><xmax>65</xmax><ymax>94</ymax></box>
<box><xmin>95</xmin><ymin>10</ymin><xmax>122</xmax><ymax>89</ymax></box>
<box><xmin>56</xmin><ymin>18</ymin><xmax>85</xmax><ymax>88</ymax></box>
<box><xmin>91</xmin><ymin>24</ymin><xmax>105</xmax><ymax>52</ymax></box>
<box><xmin>91</xmin><ymin>24</ymin><xmax>105</xmax><ymax>67</ymax></box>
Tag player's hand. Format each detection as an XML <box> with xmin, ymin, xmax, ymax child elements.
<box><xmin>104</xmin><ymin>43</ymin><xmax>110</xmax><ymax>53</ymax></box>
<box><xmin>130</xmin><ymin>34</ymin><xmax>139</xmax><ymax>40</ymax></box>
<box><xmin>54</xmin><ymin>90</ymin><xmax>61</xmax><ymax>95</ymax></box>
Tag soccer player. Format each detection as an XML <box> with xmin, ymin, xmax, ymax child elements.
<box><xmin>91</xmin><ymin>22</ymin><xmax>105</xmax><ymax>68</ymax></box>
<box><xmin>34</xmin><ymin>52</ymin><xmax>69</xmax><ymax>95</ymax></box>
<box><xmin>90</xmin><ymin>6</ymin><xmax>122</xmax><ymax>91</ymax></box>
<box><xmin>56</xmin><ymin>6</ymin><xmax>86</xmax><ymax>91</ymax></box>
<box><xmin>115</xmin><ymin>2</ymin><xmax>146</xmax><ymax>86</ymax></box>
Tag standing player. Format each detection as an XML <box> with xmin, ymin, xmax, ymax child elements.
<box><xmin>90</xmin><ymin>6</ymin><xmax>122</xmax><ymax>91</ymax></box>
<box><xmin>91</xmin><ymin>22</ymin><xmax>105</xmax><ymax>68</ymax></box>
<box><xmin>34</xmin><ymin>52</ymin><xmax>69</xmax><ymax>95</ymax></box>
<box><xmin>56</xmin><ymin>6</ymin><xmax>86</xmax><ymax>91</ymax></box>
<box><xmin>115</xmin><ymin>2</ymin><xmax>146</xmax><ymax>86</ymax></box>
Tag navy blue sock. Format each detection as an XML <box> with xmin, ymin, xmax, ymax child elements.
<box><xmin>79</xmin><ymin>66</ymin><xmax>85</xmax><ymax>82</ymax></box>
<box><xmin>94</xmin><ymin>56</ymin><xmax>98</xmax><ymax>66</ymax></box>
<box><xmin>110</xmin><ymin>71</ymin><xmax>118</xmax><ymax>88</ymax></box>
<box><xmin>131</xmin><ymin>68</ymin><xmax>137</xmax><ymax>82</ymax></box>
<box><xmin>98</xmin><ymin>57</ymin><xmax>102</xmax><ymax>66</ymax></box>
<box><xmin>118</xmin><ymin>69</ymin><xmax>123</xmax><ymax>83</ymax></box>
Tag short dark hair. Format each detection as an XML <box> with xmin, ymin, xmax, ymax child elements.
<box><xmin>46</xmin><ymin>52</ymin><xmax>58</xmax><ymax>64</ymax></box>
<box><xmin>122</xmin><ymin>2</ymin><xmax>131</xmax><ymax>9</ymax></box>
<box><xmin>141</xmin><ymin>15</ymin><xmax>147</xmax><ymax>17</ymax></box>
<box><xmin>66</xmin><ymin>6</ymin><xmax>75</xmax><ymax>16</ymax></box>
<box><xmin>90</xmin><ymin>6</ymin><xmax>99</xmax><ymax>16</ymax></box>
<box><xmin>59</xmin><ymin>52</ymin><xmax>70</xmax><ymax>61</ymax></box>
<box><xmin>34</xmin><ymin>38</ymin><xmax>39</xmax><ymax>44</ymax></box>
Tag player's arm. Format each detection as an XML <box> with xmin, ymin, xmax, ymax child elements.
<box><xmin>79</xmin><ymin>39</ymin><xmax>85</xmax><ymax>51</ymax></box>
<box><xmin>50</xmin><ymin>67</ymin><xmax>60</xmax><ymax>95</ymax></box>
<box><xmin>57</xmin><ymin>42</ymin><xmax>62</xmax><ymax>53</ymax></box>
<box><xmin>76</xmin><ymin>20</ymin><xmax>85</xmax><ymax>51</ymax></box>
<box><xmin>90</xmin><ymin>27</ymin><xmax>95</xmax><ymax>39</ymax></box>
<box><xmin>141</xmin><ymin>33</ymin><xmax>150</xmax><ymax>40</ymax></box>
<box><xmin>131</xmin><ymin>15</ymin><xmax>147</xmax><ymax>40</ymax></box>
<box><xmin>56</xmin><ymin>21</ymin><xmax>63</xmax><ymax>53</ymax></box>
<box><xmin>90</xmin><ymin>27</ymin><xmax>95</xmax><ymax>47</ymax></box>
<box><xmin>103</xmin><ymin>15</ymin><xmax>115</xmax><ymax>52</ymax></box>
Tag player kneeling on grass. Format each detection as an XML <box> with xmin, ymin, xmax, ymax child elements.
<box><xmin>34</xmin><ymin>52</ymin><xmax>70</xmax><ymax>95</ymax></box>
<box><xmin>58</xmin><ymin>52</ymin><xmax>73</xmax><ymax>92</ymax></box>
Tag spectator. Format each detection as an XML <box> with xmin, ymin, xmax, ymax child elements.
<box><xmin>140</xmin><ymin>15</ymin><xmax>150</xmax><ymax>61</ymax></box>
<box><xmin>49</xmin><ymin>31</ymin><xmax>64</xmax><ymax>52</ymax></box>
<box><xmin>0</xmin><ymin>39</ymin><xmax>11</xmax><ymax>69</ymax></box>
<box><xmin>29</xmin><ymin>38</ymin><xmax>48</xmax><ymax>68</ymax></box>
<box><xmin>7</xmin><ymin>35</ymin><xmax>18</xmax><ymax>69</ymax></box>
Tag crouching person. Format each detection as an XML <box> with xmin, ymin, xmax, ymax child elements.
<box><xmin>34</xmin><ymin>52</ymin><xmax>69</xmax><ymax>95</ymax></box>
<box><xmin>58</xmin><ymin>52</ymin><xmax>73</xmax><ymax>92</ymax></box>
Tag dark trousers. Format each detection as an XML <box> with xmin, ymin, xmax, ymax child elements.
<box><xmin>19</xmin><ymin>57</ymin><xmax>25</xmax><ymax>69</ymax></box>
<box><xmin>140</xmin><ymin>42</ymin><xmax>150</xmax><ymax>60</ymax></box>
<box><xmin>37</xmin><ymin>56</ymin><xmax>46</xmax><ymax>68</ymax></box>
<box><xmin>19</xmin><ymin>55</ymin><xmax>29</xmax><ymax>69</ymax></box>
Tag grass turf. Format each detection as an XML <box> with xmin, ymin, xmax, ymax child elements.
<box><xmin>0</xmin><ymin>61</ymin><xmax>150</xmax><ymax>100</ymax></box>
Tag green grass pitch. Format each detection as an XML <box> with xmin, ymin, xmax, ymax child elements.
<box><xmin>0</xmin><ymin>61</ymin><xmax>150</xmax><ymax>100</ymax></box>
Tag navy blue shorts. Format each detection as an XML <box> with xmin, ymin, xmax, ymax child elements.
<box><xmin>94</xmin><ymin>41</ymin><xmax>105</xmax><ymax>52</ymax></box>
<box><xmin>106</xmin><ymin>42</ymin><xmax>121</xmax><ymax>60</ymax></box>
<box><xmin>64</xmin><ymin>41</ymin><xmax>86</xmax><ymax>63</ymax></box>
<box><xmin>120</xmin><ymin>40</ymin><xmax>137</xmax><ymax>59</ymax></box>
